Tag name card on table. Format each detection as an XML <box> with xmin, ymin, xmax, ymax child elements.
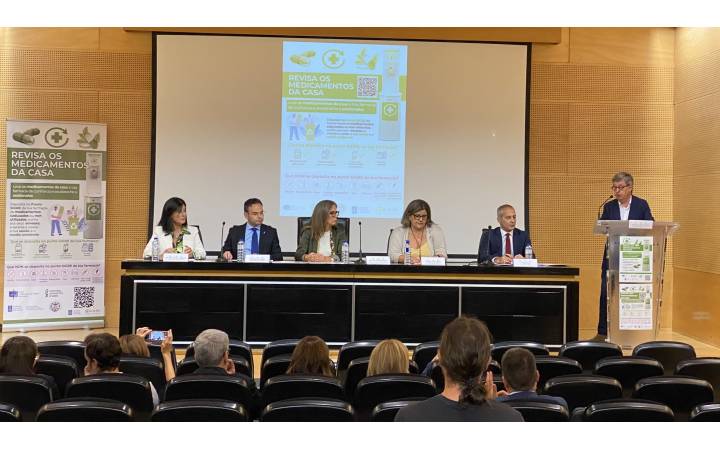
<box><xmin>245</xmin><ymin>254</ymin><xmax>271</xmax><ymax>263</ymax></box>
<box><xmin>513</xmin><ymin>258</ymin><xmax>538</xmax><ymax>268</ymax></box>
<box><xmin>366</xmin><ymin>255</ymin><xmax>391</xmax><ymax>265</ymax></box>
<box><xmin>629</xmin><ymin>220</ymin><xmax>653</xmax><ymax>229</ymax></box>
<box><xmin>421</xmin><ymin>256</ymin><xmax>446</xmax><ymax>266</ymax></box>
<box><xmin>162</xmin><ymin>253</ymin><xmax>189</xmax><ymax>262</ymax></box>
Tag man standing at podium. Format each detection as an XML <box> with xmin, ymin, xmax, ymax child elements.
<box><xmin>593</xmin><ymin>172</ymin><xmax>654</xmax><ymax>341</ymax></box>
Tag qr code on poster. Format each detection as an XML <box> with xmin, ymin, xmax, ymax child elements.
<box><xmin>73</xmin><ymin>286</ymin><xmax>95</xmax><ymax>308</ymax></box>
<box><xmin>356</xmin><ymin>76</ymin><xmax>378</xmax><ymax>98</ymax></box>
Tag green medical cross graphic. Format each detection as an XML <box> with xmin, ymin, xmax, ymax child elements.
<box><xmin>50</xmin><ymin>131</ymin><xmax>63</xmax><ymax>144</ymax></box>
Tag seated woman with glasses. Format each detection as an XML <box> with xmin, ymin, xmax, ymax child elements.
<box><xmin>388</xmin><ymin>199</ymin><xmax>447</xmax><ymax>264</ymax></box>
<box><xmin>295</xmin><ymin>199</ymin><xmax>347</xmax><ymax>262</ymax></box>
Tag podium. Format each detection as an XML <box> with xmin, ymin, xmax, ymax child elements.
<box><xmin>593</xmin><ymin>220</ymin><xmax>678</xmax><ymax>349</ymax></box>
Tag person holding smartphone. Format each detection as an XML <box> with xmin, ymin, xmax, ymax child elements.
<box><xmin>131</xmin><ymin>327</ymin><xmax>176</xmax><ymax>381</ymax></box>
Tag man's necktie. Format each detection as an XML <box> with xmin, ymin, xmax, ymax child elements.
<box><xmin>505</xmin><ymin>233</ymin><xmax>511</xmax><ymax>255</ymax></box>
<box><xmin>251</xmin><ymin>227</ymin><xmax>259</xmax><ymax>254</ymax></box>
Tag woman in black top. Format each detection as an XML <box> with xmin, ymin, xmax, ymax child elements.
<box><xmin>0</xmin><ymin>335</ymin><xmax>60</xmax><ymax>399</ymax></box>
<box><xmin>395</xmin><ymin>317</ymin><xmax>522</xmax><ymax>422</ymax></box>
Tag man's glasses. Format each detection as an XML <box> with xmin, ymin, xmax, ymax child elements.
<box><xmin>612</xmin><ymin>184</ymin><xmax>631</xmax><ymax>191</ymax></box>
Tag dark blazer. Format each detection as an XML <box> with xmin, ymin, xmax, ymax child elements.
<box><xmin>222</xmin><ymin>223</ymin><xmax>282</xmax><ymax>261</ymax></box>
<box><xmin>600</xmin><ymin>195</ymin><xmax>654</xmax><ymax>221</ymax></box>
<box><xmin>496</xmin><ymin>390</ymin><xmax>569</xmax><ymax>410</ymax></box>
<box><xmin>478</xmin><ymin>227</ymin><xmax>533</xmax><ymax>263</ymax></box>
<box><xmin>295</xmin><ymin>226</ymin><xmax>347</xmax><ymax>261</ymax></box>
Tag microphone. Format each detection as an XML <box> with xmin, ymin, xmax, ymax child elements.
<box><xmin>597</xmin><ymin>195</ymin><xmax>614</xmax><ymax>220</ymax></box>
<box><xmin>355</xmin><ymin>220</ymin><xmax>366</xmax><ymax>264</ymax></box>
<box><xmin>217</xmin><ymin>221</ymin><xmax>226</xmax><ymax>262</ymax></box>
<box><xmin>477</xmin><ymin>225</ymin><xmax>493</xmax><ymax>265</ymax></box>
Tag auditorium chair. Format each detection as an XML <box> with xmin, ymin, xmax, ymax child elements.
<box><xmin>675</xmin><ymin>358</ymin><xmax>720</xmax><ymax>401</ymax></box>
<box><xmin>37</xmin><ymin>340</ymin><xmax>87</xmax><ymax>372</ymax></box>
<box><xmin>632</xmin><ymin>341</ymin><xmax>696</xmax><ymax>376</ymax></box>
<box><xmin>176</xmin><ymin>356</ymin><xmax>252</xmax><ymax>378</ymax></box>
<box><xmin>535</xmin><ymin>356</ymin><xmax>583</xmax><ymax>394</ymax></box>
<box><xmin>147</xmin><ymin>342</ymin><xmax>177</xmax><ymax>371</ymax></box>
<box><xmin>559</xmin><ymin>341</ymin><xmax>623</xmax><ymax>372</ymax></box>
<box><xmin>152</xmin><ymin>399</ymin><xmax>249</xmax><ymax>421</ymax></box>
<box><xmin>0</xmin><ymin>375</ymin><xmax>54</xmax><ymax>421</ymax></box>
<box><xmin>582</xmin><ymin>399</ymin><xmax>674</xmax><ymax>422</ymax></box>
<box><xmin>65</xmin><ymin>374</ymin><xmax>154</xmax><ymax>420</ymax></box>
<box><xmin>633</xmin><ymin>375</ymin><xmax>714</xmax><ymax>420</ymax></box>
<box><xmin>503</xmin><ymin>400</ymin><xmax>570</xmax><ymax>422</ymax></box>
<box><xmin>260</xmin><ymin>354</ymin><xmax>293</xmax><ymax>388</ymax></box>
<box><xmin>262</xmin><ymin>398</ymin><xmax>354</xmax><ymax>421</ymax></box>
<box><xmin>297</xmin><ymin>217</ymin><xmax>350</xmax><ymax>246</ymax></box>
<box><xmin>184</xmin><ymin>339</ymin><xmax>253</xmax><ymax>375</ymax></box>
<box><xmin>0</xmin><ymin>402</ymin><xmax>22</xmax><ymax>422</ymax></box>
<box><xmin>163</xmin><ymin>374</ymin><xmax>256</xmax><ymax>418</ymax></box>
<box><xmin>354</xmin><ymin>374</ymin><xmax>436</xmax><ymax>418</ymax></box>
<box><xmin>488</xmin><ymin>359</ymin><xmax>502</xmax><ymax>375</ymax></box>
<box><xmin>336</xmin><ymin>340</ymin><xmax>380</xmax><ymax>372</ymax></box>
<box><xmin>690</xmin><ymin>403</ymin><xmax>720</xmax><ymax>422</ymax></box>
<box><xmin>430</xmin><ymin>364</ymin><xmax>444</xmax><ymax>393</ymax></box>
<box><xmin>119</xmin><ymin>356</ymin><xmax>167</xmax><ymax>397</ymax></box>
<box><xmin>412</xmin><ymin>341</ymin><xmax>439</xmax><ymax>373</ymax></box>
<box><xmin>491</xmin><ymin>341</ymin><xmax>550</xmax><ymax>363</ymax></box>
<box><xmin>262</xmin><ymin>374</ymin><xmax>345</xmax><ymax>405</ymax></box>
<box><xmin>543</xmin><ymin>374</ymin><xmax>623</xmax><ymax>411</ymax></box>
<box><xmin>594</xmin><ymin>356</ymin><xmax>664</xmax><ymax>396</ymax></box>
<box><xmin>343</xmin><ymin>357</ymin><xmax>369</xmax><ymax>399</ymax></box>
<box><xmin>35</xmin><ymin>354</ymin><xmax>80</xmax><ymax>398</ymax></box>
<box><xmin>261</xmin><ymin>339</ymin><xmax>300</xmax><ymax>371</ymax></box>
<box><xmin>36</xmin><ymin>398</ymin><xmax>133</xmax><ymax>422</ymax></box>
<box><xmin>371</xmin><ymin>400</ymin><xmax>419</xmax><ymax>421</ymax></box>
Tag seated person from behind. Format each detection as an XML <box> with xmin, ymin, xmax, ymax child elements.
<box><xmin>395</xmin><ymin>317</ymin><xmax>522</xmax><ymax>422</ymax></box>
<box><xmin>478</xmin><ymin>203</ymin><xmax>532</xmax><ymax>265</ymax></box>
<box><xmin>84</xmin><ymin>332</ymin><xmax>159</xmax><ymax>406</ymax></box>
<box><xmin>295</xmin><ymin>200</ymin><xmax>347</xmax><ymax>262</ymax></box>
<box><xmin>0</xmin><ymin>335</ymin><xmax>59</xmax><ymax>399</ymax></box>
<box><xmin>120</xmin><ymin>327</ymin><xmax>176</xmax><ymax>381</ymax></box>
<box><xmin>388</xmin><ymin>199</ymin><xmax>447</xmax><ymax>264</ymax></box>
<box><xmin>143</xmin><ymin>197</ymin><xmax>206</xmax><ymax>260</ymax></box>
<box><xmin>495</xmin><ymin>348</ymin><xmax>568</xmax><ymax>410</ymax></box>
<box><xmin>286</xmin><ymin>335</ymin><xmax>335</xmax><ymax>377</ymax></box>
<box><xmin>367</xmin><ymin>339</ymin><xmax>410</xmax><ymax>376</ymax></box>
<box><xmin>222</xmin><ymin>197</ymin><xmax>283</xmax><ymax>261</ymax></box>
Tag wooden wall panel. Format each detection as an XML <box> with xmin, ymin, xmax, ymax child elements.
<box><xmin>674</xmin><ymin>268</ymin><xmax>720</xmax><ymax>347</ymax></box>
<box><xmin>570</xmin><ymin>28</ymin><xmax>674</xmax><ymax>67</ymax></box>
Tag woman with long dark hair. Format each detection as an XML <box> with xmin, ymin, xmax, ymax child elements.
<box><xmin>143</xmin><ymin>197</ymin><xmax>206</xmax><ymax>259</ymax></box>
<box><xmin>295</xmin><ymin>200</ymin><xmax>347</xmax><ymax>262</ymax></box>
<box><xmin>286</xmin><ymin>336</ymin><xmax>335</xmax><ymax>377</ymax></box>
<box><xmin>0</xmin><ymin>336</ymin><xmax>60</xmax><ymax>399</ymax></box>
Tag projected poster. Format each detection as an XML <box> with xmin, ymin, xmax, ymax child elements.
<box><xmin>280</xmin><ymin>41</ymin><xmax>408</xmax><ymax>218</ymax></box>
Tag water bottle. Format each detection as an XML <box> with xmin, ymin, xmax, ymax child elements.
<box><xmin>524</xmin><ymin>244</ymin><xmax>534</xmax><ymax>259</ymax></box>
<box><xmin>236</xmin><ymin>239</ymin><xmax>245</xmax><ymax>262</ymax></box>
<box><xmin>151</xmin><ymin>235</ymin><xmax>160</xmax><ymax>262</ymax></box>
<box><xmin>403</xmin><ymin>239</ymin><xmax>412</xmax><ymax>265</ymax></box>
<box><xmin>341</xmin><ymin>241</ymin><xmax>350</xmax><ymax>264</ymax></box>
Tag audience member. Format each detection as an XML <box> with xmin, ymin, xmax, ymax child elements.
<box><xmin>367</xmin><ymin>339</ymin><xmax>410</xmax><ymax>376</ymax></box>
<box><xmin>286</xmin><ymin>335</ymin><xmax>335</xmax><ymax>377</ymax></box>
<box><xmin>124</xmin><ymin>327</ymin><xmax>176</xmax><ymax>381</ymax></box>
<box><xmin>496</xmin><ymin>347</ymin><xmax>568</xmax><ymax>409</ymax></box>
<box><xmin>395</xmin><ymin>317</ymin><xmax>522</xmax><ymax>421</ymax></box>
<box><xmin>0</xmin><ymin>335</ymin><xmax>59</xmax><ymax>399</ymax></box>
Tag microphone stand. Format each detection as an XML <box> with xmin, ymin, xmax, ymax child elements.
<box><xmin>216</xmin><ymin>221</ymin><xmax>227</xmax><ymax>262</ymax></box>
<box><xmin>354</xmin><ymin>220</ymin><xmax>366</xmax><ymax>264</ymax></box>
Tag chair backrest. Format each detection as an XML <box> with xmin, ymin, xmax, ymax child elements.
<box><xmin>594</xmin><ymin>356</ymin><xmax>664</xmax><ymax>392</ymax></box>
<box><xmin>296</xmin><ymin>217</ymin><xmax>350</xmax><ymax>246</ymax></box>
<box><xmin>430</xmin><ymin>364</ymin><xmax>444</xmax><ymax>393</ymax></box>
<box><xmin>0</xmin><ymin>402</ymin><xmax>22</xmax><ymax>422</ymax></box>
<box><xmin>263</xmin><ymin>374</ymin><xmax>345</xmax><ymax>405</ymax></box>
<box><xmin>675</xmin><ymin>357</ymin><xmax>720</xmax><ymax>401</ymax></box>
<box><xmin>690</xmin><ymin>403</ymin><xmax>720</xmax><ymax>422</ymax></box>
<box><xmin>559</xmin><ymin>341</ymin><xmax>623</xmax><ymax>371</ymax></box>
<box><xmin>66</xmin><ymin>374</ymin><xmax>154</xmax><ymax>416</ymax></box>
<box><xmin>0</xmin><ymin>375</ymin><xmax>54</xmax><ymax>421</ymax></box>
<box><xmin>152</xmin><ymin>399</ymin><xmax>248</xmax><ymax>422</ymax></box>
<box><xmin>491</xmin><ymin>341</ymin><xmax>550</xmax><ymax>363</ymax></box>
<box><xmin>503</xmin><ymin>400</ymin><xmax>570</xmax><ymax>422</ymax></box>
<box><xmin>36</xmin><ymin>398</ymin><xmax>133</xmax><ymax>422</ymax></box>
<box><xmin>177</xmin><ymin>356</ymin><xmax>252</xmax><ymax>378</ymax></box>
<box><xmin>119</xmin><ymin>356</ymin><xmax>167</xmax><ymax>396</ymax></box>
<box><xmin>147</xmin><ymin>342</ymin><xmax>177</xmax><ymax>371</ymax></box>
<box><xmin>535</xmin><ymin>356</ymin><xmax>583</xmax><ymax>394</ymax></box>
<box><xmin>35</xmin><ymin>355</ymin><xmax>80</xmax><ymax>398</ymax></box>
<box><xmin>337</xmin><ymin>340</ymin><xmax>380</xmax><ymax>371</ymax></box>
<box><xmin>261</xmin><ymin>339</ymin><xmax>299</xmax><ymax>370</ymax></box>
<box><xmin>190</xmin><ymin>224</ymin><xmax>203</xmax><ymax>245</ymax></box>
<box><xmin>343</xmin><ymin>357</ymin><xmax>369</xmax><ymax>399</ymax></box>
<box><xmin>544</xmin><ymin>374</ymin><xmax>623</xmax><ymax>411</ymax></box>
<box><xmin>163</xmin><ymin>374</ymin><xmax>254</xmax><ymax>409</ymax></box>
<box><xmin>488</xmin><ymin>359</ymin><xmax>502</xmax><ymax>375</ymax></box>
<box><xmin>633</xmin><ymin>341</ymin><xmax>696</xmax><ymax>375</ymax></box>
<box><xmin>184</xmin><ymin>339</ymin><xmax>253</xmax><ymax>375</ymax></box>
<box><xmin>260</xmin><ymin>354</ymin><xmax>293</xmax><ymax>388</ymax></box>
<box><xmin>371</xmin><ymin>400</ymin><xmax>419</xmax><ymax>421</ymax></box>
<box><xmin>262</xmin><ymin>398</ymin><xmax>354</xmax><ymax>422</ymax></box>
<box><xmin>412</xmin><ymin>341</ymin><xmax>439</xmax><ymax>373</ymax></box>
<box><xmin>37</xmin><ymin>340</ymin><xmax>87</xmax><ymax>372</ymax></box>
<box><xmin>583</xmin><ymin>399</ymin><xmax>674</xmax><ymax>422</ymax></box>
<box><xmin>354</xmin><ymin>374</ymin><xmax>436</xmax><ymax>412</ymax></box>
<box><xmin>633</xmin><ymin>375</ymin><xmax>714</xmax><ymax>419</ymax></box>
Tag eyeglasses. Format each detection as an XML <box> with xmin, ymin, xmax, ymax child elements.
<box><xmin>329</xmin><ymin>211</ymin><xmax>340</xmax><ymax>216</ymax></box>
<box><xmin>612</xmin><ymin>184</ymin><xmax>631</xmax><ymax>191</ymax></box>
<box><xmin>412</xmin><ymin>214</ymin><xmax>428</xmax><ymax>220</ymax></box>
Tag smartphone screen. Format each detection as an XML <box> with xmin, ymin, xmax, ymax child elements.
<box><xmin>149</xmin><ymin>330</ymin><xmax>166</xmax><ymax>341</ymax></box>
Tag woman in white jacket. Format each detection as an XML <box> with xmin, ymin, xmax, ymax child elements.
<box><xmin>143</xmin><ymin>197</ymin><xmax>206</xmax><ymax>260</ymax></box>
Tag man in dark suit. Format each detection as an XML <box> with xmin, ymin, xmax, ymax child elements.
<box><xmin>478</xmin><ymin>204</ymin><xmax>533</xmax><ymax>264</ymax></box>
<box><xmin>496</xmin><ymin>348</ymin><xmax>568</xmax><ymax>410</ymax></box>
<box><xmin>594</xmin><ymin>172</ymin><xmax>654</xmax><ymax>341</ymax></box>
<box><xmin>222</xmin><ymin>198</ymin><xmax>283</xmax><ymax>261</ymax></box>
